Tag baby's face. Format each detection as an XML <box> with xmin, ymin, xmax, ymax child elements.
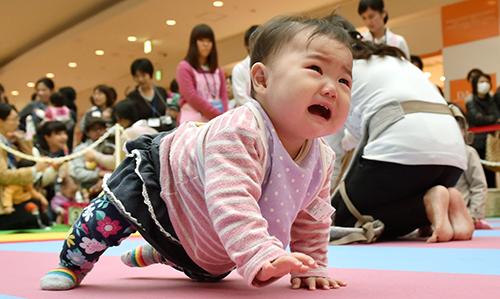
<box><xmin>257</xmin><ymin>33</ymin><xmax>352</xmax><ymax>151</ymax></box>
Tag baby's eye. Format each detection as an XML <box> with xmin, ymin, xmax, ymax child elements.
<box><xmin>307</xmin><ymin>65</ymin><xmax>323</xmax><ymax>75</ymax></box>
<box><xmin>339</xmin><ymin>78</ymin><xmax>351</xmax><ymax>87</ymax></box>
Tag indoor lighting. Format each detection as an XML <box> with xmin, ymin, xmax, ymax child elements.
<box><xmin>95</xmin><ymin>49</ymin><xmax>105</xmax><ymax>56</ymax></box>
<box><xmin>127</xmin><ymin>36</ymin><xmax>137</xmax><ymax>42</ymax></box>
<box><xmin>440</xmin><ymin>76</ymin><xmax>446</xmax><ymax>82</ymax></box>
<box><xmin>46</xmin><ymin>73</ymin><xmax>55</xmax><ymax>78</ymax></box>
<box><xmin>68</xmin><ymin>62</ymin><xmax>78</xmax><ymax>68</ymax></box>
<box><xmin>11</xmin><ymin>90</ymin><xmax>19</xmax><ymax>96</ymax></box>
<box><xmin>165</xmin><ymin>19</ymin><xmax>176</xmax><ymax>26</ymax></box>
<box><xmin>213</xmin><ymin>1</ymin><xmax>224</xmax><ymax>7</ymax></box>
<box><xmin>155</xmin><ymin>70</ymin><xmax>162</xmax><ymax>81</ymax></box>
<box><xmin>144</xmin><ymin>40</ymin><xmax>152</xmax><ymax>54</ymax></box>
<box><xmin>26</xmin><ymin>82</ymin><xmax>35</xmax><ymax>88</ymax></box>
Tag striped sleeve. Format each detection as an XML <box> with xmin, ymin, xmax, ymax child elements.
<box><xmin>203</xmin><ymin>112</ymin><xmax>287</xmax><ymax>286</ymax></box>
<box><xmin>289</xmin><ymin>146</ymin><xmax>334</xmax><ymax>279</ymax></box>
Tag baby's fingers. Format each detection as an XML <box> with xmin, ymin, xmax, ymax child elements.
<box><xmin>290</xmin><ymin>252</ymin><xmax>317</xmax><ymax>269</ymax></box>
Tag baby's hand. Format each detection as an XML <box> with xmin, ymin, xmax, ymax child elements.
<box><xmin>291</xmin><ymin>276</ymin><xmax>347</xmax><ymax>290</ymax></box>
<box><xmin>255</xmin><ymin>252</ymin><xmax>317</xmax><ymax>283</ymax></box>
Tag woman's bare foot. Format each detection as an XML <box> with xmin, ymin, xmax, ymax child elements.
<box><xmin>423</xmin><ymin>186</ymin><xmax>454</xmax><ymax>243</ymax></box>
<box><xmin>448</xmin><ymin>188</ymin><xmax>474</xmax><ymax>241</ymax></box>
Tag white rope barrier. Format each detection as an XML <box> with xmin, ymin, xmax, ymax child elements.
<box><xmin>480</xmin><ymin>159</ymin><xmax>500</xmax><ymax>168</ymax></box>
<box><xmin>0</xmin><ymin>124</ymin><xmax>124</xmax><ymax>164</ymax></box>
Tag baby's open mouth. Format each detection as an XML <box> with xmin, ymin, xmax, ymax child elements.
<box><xmin>308</xmin><ymin>104</ymin><xmax>331</xmax><ymax>120</ymax></box>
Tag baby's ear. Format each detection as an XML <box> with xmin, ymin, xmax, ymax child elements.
<box><xmin>251</xmin><ymin>62</ymin><xmax>268</xmax><ymax>94</ymax></box>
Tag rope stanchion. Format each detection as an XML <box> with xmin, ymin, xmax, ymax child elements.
<box><xmin>114</xmin><ymin>123</ymin><xmax>123</xmax><ymax>167</ymax></box>
<box><xmin>0</xmin><ymin>124</ymin><xmax>125</xmax><ymax>164</ymax></box>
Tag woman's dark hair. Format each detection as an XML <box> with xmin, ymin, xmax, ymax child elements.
<box><xmin>130</xmin><ymin>58</ymin><xmax>154</xmax><ymax>77</ymax></box>
<box><xmin>49</xmin><ymin>92</ymin><xmax>66</xmax><ymax>107</ymax></box>
<box><xmin>0</xmin><ymin>84</ymin><xmax>8</xmax><ymax>104</ymax></box>
<box><xmin>91</xmin><ymin>84</ymin><xmax>117</xmax><ymax>108</ymax></box>
<box><xmin>185</xmin><ymin>24</ymin><xmax>219</xmax><ymax>72</ymax></box>
<box><xmin>37</xmin><ymin>121</ymin><xmax>67</xmax><ymax>151</ymax></box>
<box><xmin>410</xmin><ymin>55</ymin><xmax>423</xmax><ymax>70</ymax></box>
<box><xmin>113</xmin><ymin>99</ymin><xmax>139</xmax><ymax>125</ymax></box>
<box><xmin>0</xmin><ymin>102</ymin><xmax>15</xmax><ymax>120</ymax></box>
<box><xmin>471</xmin><ymin>72</ymin><xmax>491</xmax><ymax>96</ymax></box>
<box><xmin>35</xmin><ymin>77</ymin><xmax>55</xmax><ymax>91</ymax></box>
<box><xmin>169</xmin><ymin>79</ymin><xmax>179</xmax><ymax>93</ymax></box>
<box><xmin>466</xmin><ymin>68</ymin><xmax>483</xmax><ymax>82</ymax></box>
<box><xmin>358</xmin><ymin>0</ymin><xmax>388</xmax><ymax>24</ymax></box>
<box><xmin>244</xmin><ymin>25</ymin><xmax>260</xmax><ymax>48</ymax></box>
<box><xmin>324</xmin><ymin>13</ymin><xmax>406</xmax><ymax>60</ymax></box>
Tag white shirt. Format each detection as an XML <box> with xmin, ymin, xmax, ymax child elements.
<box><xmin>344</xmin><ymin>56</ymin><xmax>466</xmax><ymax>170</ymax></box>
<box><xmin>362</xmin><ymin>28</ymin><xmax>410</xmax><ymax>59</ymax></box>
<box><xmin>231</xmin><ymin>56</ymin><xmax>252</xmax><ymax>107</ymax></box>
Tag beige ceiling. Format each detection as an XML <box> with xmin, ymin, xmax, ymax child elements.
<box><xmin>0</xmin><ymin>0</ymin><xmax>460</xmax><ymax>113</ymax></box>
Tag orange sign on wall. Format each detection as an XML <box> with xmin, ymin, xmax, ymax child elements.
<box><xmin>449</xmin><ymin>73</ymin><xmax>496</xmax><ymax>111</ymax></box>
<box><xmin>442</xmin><ymin>0</ymin><xmax>499</xmax><ymax>47</ymax></box>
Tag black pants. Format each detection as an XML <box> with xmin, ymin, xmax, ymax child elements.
<box><xmin>332</xmin><ymin>156</ymin><xmax>462</xmax><ymax>239</ymax></box>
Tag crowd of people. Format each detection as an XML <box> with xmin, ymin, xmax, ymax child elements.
<box><xmin>0</xmin><ymin>0</ymin><xmax>499</xmax><ymax>292</ymax></box>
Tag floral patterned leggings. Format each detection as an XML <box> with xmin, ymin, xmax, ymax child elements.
<box><xmin>58</xmin><ymin>194</ymin><xmax>136</xmax><ymax>277</ymax></box>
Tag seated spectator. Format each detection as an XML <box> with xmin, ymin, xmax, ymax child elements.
<box><xmin>0</xmin><ymin>103</ymin><xmax>50</xmax><ymax>230</ymax></box>
<box><xmin>84</xmin><ymin>99</ymin><xmax>158</xmax><ymax>170</ymax></box>
<box><xmin>33</xmin><ymin>121</ymin><xmax>69</xmax><ymax>217</ymax></box>
<box><xmin>70</xmin><ymin>117</ymin><xmax>114</xmax><ymax>193</ymax></box>
<box><xmin>35</xmin><ymin>121</ymin><xmax>69</xmax><ymax>158</ymax></box>
<box><xmin>450</xmin><ymin>104</ymin><xmax>492</xmax><ymax>229</ymax></box>
<box><xmin>81</xmin><ymin>85</ymin><xmax>116</xmax><ymax>132</ymax></box>
<box><xmin>51</xmin><ymin>176</ymin><xmax>82</xmax><ymax>224</ymax></box>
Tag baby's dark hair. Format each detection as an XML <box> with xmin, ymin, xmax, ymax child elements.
<box><xmin>250</xmin><ymin>16</ymin><xmax>352</xmax><ymax>97</ymax></box>
<box><xmin>49</xmin><ymin>92</ymin><xmax>66</xmax><ymax>107</ymax></box>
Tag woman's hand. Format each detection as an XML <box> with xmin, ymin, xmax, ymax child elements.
<box><xmin>35</xmin><ymin>162</ymin><xmax>49</xmax><ymax>172</ymax></box>
<box><xmin>6</xmin><ymin>130</ymin><xmax>25</xmax><ymax>142</ymax></box>
<box><xmin>84</xmin><ymin>150</ymin><xmax>96</xmax><ymax>162</ymax></box>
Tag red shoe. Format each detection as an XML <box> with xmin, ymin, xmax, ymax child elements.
<box><xmin>474</xmin><ymin>219</ymin><xmax>492</xmax><ymax>230</ymax></box>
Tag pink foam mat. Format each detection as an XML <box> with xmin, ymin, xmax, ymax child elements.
<box><xmin>1</xmin><ymin>251</ymin><xmax>499</xmax><ymax>299</ymax></box>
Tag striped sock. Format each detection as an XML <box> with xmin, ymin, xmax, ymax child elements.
<box><xmin>40</xmin><ymin>267</ymin><xmax>82</xmax><ymax>290</ymax></box>
<box><xmin>121</xmin><ymin>243</ymin><xmax>162</xmax><ymax>267</ymax></box>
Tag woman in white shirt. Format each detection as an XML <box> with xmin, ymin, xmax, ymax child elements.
<box><xmin>358</xmin><ymin>0</ymin><xmax>410</xmax><ymax>59</ymax></box>
<box><xmin>327</xmin><ymin>15</ymin><xmax>473</xmax><ymax>243</ymax></box>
